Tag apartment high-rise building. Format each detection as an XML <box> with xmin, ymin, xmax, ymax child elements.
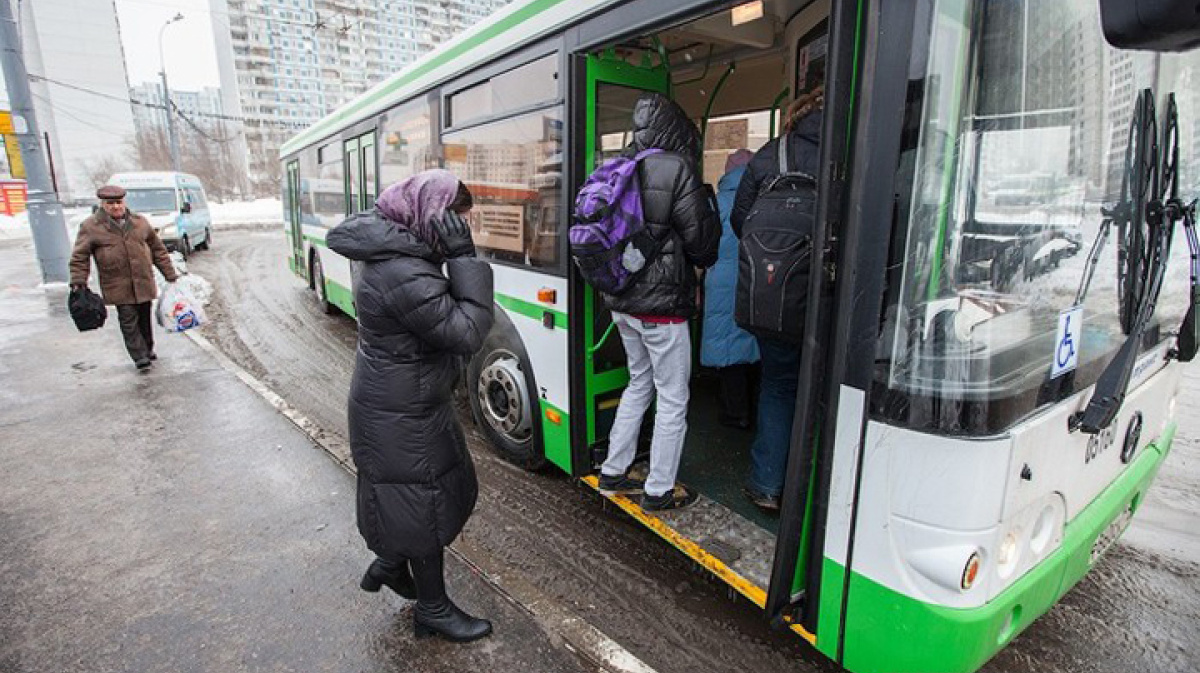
<box><xmin>1</xmin><ymin>0</ymin><xmax>137</xmax><ymax>201</ymax></box>
<box><xmin>211</xmin><ymin>0</ymin><xmax>508</xmax><ymax>192</ymax></box>
<box><xmin>130</xmin><ymin>82</ymin><xmax>227</xmax><ymax>135</ymax></box>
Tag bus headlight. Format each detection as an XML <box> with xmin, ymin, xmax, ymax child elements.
<box><xmin>996</xmin><ymin>530</ymin><xmax>1022</xmax><ymax>579</ymax></box>
<box><xmin>159</xmin><ymin>225</ymin><xmax>178</xmax><ymax>239</ymax></box>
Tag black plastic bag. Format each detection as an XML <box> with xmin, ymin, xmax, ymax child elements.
<box><xmin>68</xmin><ymin>287</ymin><xmax>107</xmax><ymax>332</ymax></box>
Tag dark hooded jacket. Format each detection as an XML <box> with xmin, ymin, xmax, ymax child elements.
<box><xmin>326</xmin><ymin>209</ymin><xmax>494</xmax><ymax>561</ymax></box>
<box><xmin>731</xmin><ymin>110</ymin><xmax>823</xmax><ymax>237</ymax></box>
<box><xmin>600</xmin><ymin>94</ymin><xmax>720</xmax><ymax>318</ymax></box>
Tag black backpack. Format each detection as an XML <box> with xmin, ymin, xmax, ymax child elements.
<box><xmin>68</xmin><ymin>287</ymin><xmax>107</xmax><ymax>332</ymax></box>
<box><xmin>734</xmin><ymin>138</ymin><xmax>818</xmax><ymax>344</ymax></box>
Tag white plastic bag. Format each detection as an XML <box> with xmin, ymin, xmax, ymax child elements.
<box><xmin>156</xmin><ymin>282</ymin><xmax>207</xmax><ymax>333</ymax></box>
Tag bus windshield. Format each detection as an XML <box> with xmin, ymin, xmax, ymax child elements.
<box><xmin>124</xmin><ymin>188</ymin><xmax>178</xmax><ymax>214</ymax></box>
<box><xmin>877</xmin><ymin>0</ymin><xmax>1198</xmax><ymax>435</ymax></box>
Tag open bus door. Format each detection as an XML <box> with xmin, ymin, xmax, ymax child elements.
<box><xmin>285</xmin><ymin>159</ymin><xmax>305</xmax><ymax>279</ymax></box>
<box><xmin>571</xmin><ymin>52</ymin><xmax>670</xmax><ymax>471</ymax></box>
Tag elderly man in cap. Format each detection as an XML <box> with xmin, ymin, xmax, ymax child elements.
<box><xmin>70</xmin><ymin>185</ymin><xmax>180</xmax><ymax>370</ymax></box>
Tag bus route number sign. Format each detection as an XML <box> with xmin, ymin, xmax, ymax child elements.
<box><xmin>1052</xmin><ymin>306</ymin><xmax>1083</xmax><ymax>379</ymax></box>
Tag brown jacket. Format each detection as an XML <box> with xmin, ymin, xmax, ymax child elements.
<box><xmin>69</xmin><ymin>211</ymin><xmax>179</xmax><ymax>305</ymax></box>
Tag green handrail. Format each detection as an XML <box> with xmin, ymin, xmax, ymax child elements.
<box><xmin>701</xmin><ymin>62</ymin><xmax>737</xmax><ymax>149</ymax></box>
<box><xmin>588</xmin><ymin>321</ymin><xmax>618</xmax><ymax>355</ymax></box>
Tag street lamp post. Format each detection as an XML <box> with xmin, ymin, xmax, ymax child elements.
<box><xmin>159</xmin><ymin>13</ymin><xmax>183</xmax><ymax>172</ymax></box>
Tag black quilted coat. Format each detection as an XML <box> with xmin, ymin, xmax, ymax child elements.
<box><xmin>600</xmin><ymin>94</ymin><xmax>720</xmax><ymax>318</ymax></box>
<box><xmin>327</xmin><ymin>210</ymin><xmax>494</xmax><ymax>561</ymax></box>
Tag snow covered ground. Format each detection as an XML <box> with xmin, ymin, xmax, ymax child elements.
<box><xmin>0</xmin><ymin>199</ymin><xmax>284</xmax><ymax>243</ymax></box>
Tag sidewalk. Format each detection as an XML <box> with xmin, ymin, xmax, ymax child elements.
<box><xmin>0</xmin><ymin>243</ymin><xmax>587</xmax><ymax>673</ymax></box>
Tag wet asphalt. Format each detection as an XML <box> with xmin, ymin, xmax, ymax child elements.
<box><xmin>0</xmin><ymin>242</ymin><xmax>589</xmax><ymax>673</ymax></box>
<box><xmin>3</xmin><ymin>229</ymin><xmax>1199</xmax><ymax>672</ymax></box>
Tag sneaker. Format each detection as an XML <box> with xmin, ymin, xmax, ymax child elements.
<box><xmin>135</xmin><ymin>358</ymin><xmax>152</xmax><ymax>370</ymax></box>
<box><xmin>598</xmin><ymin>472</ymin><xmax>645</xmax><ymax>496</ymax></box>
<box><xmin>743</xmin><ymin>487</ymin><xmax>781</xmax><ymax>512</ymax></box>
<box><xmin>149</xmin><ymin>352</ymin><xmax>158</xmax><ymax>361</ymax></box>
<box><xmin>642</xmin><ymin>484</ymin><xmax>698</xmax><ymax>511</ymax></box>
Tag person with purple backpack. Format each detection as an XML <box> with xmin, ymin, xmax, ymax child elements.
<box><xmin>584</xmin><ymin>93</ymin><xmax>720</xmax><ymax>511</ymax></box>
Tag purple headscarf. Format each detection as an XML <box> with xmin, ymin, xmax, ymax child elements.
<box><xmin>375</xmin><ymin>169</ymin><xmax>460</xmax><ymax>249</ymax></box>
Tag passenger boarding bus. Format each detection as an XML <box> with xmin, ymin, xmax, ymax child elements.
<box><xmin>109</xmin><ymin>171</ymin><xmax>213</xmax><ymax>258</ymax></box>
<box><xmin>281</xmin><ymin>1</ymin><xmax>1200</xmax><ymax>670</ymax></box>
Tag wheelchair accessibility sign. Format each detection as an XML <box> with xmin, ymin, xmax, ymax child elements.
<box><xmin>1052</xmin><ymin>306</ymin><xmax>1083</xmax><ymax>378</ymax></box>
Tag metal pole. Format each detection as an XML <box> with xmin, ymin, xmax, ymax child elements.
<box><xmin>159</xmin><ymin>14</ymin><xmax>183</xmax><ymax>172</ymax></box>
<box><xmin>0</xmin><ymin>0</ymin><xmax>70</xmax><ymax>283</ymax></box>
<box><xmin>43</xmin><ymin>131</ymin><xmax>58</xmax><ymax>194</ymax></box>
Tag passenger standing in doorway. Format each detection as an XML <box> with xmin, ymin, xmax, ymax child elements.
<box><xmin>69</xmin><ymin>185</ymin><xmax>179</xmax><ymax>370</ymax></box>
<box><xmin>731</xmin><ymin>86</ymin><xmax>824</xmax><ymax>511</ymax></box>
<box><xmin>701</xmin><ymin>149</ymin><xmax>759</xmax><ymax>429</ymax></box>
<box><xmin>327</xmin><ymin>171</ymin><xmax>495</xmax><ymax>642</ymax></box>
<box><xmin>597</xmin><ymin>93</ymin><xmax>721</xmax><ymax>511</ymax></box>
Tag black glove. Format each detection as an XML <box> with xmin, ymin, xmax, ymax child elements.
<box><xmin>435</xmin><ymin>211</ymin><xmax>476</xmax><ymax>258</ymax></box>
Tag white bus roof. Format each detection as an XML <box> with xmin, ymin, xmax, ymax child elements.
<box><xmin>280</xmin><ymin>0</ymin><xmax>621</xmax><ymax>157</ymax></box>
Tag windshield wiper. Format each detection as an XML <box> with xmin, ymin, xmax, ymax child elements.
<box><xmin>1075</xmin><ymin>91</ymin><xmax>1199</xmax><ymax>434</ymax></box>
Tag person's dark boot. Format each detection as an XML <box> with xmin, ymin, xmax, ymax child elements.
<box><xmin>411</xmin><ymin>550</ymin><xmax>492</xmax><ymax>642</ymax></box>
<box><xmin>360</xmin><ymin>557</ymin><xmax>416</xmax><ymax>599</ymax></box>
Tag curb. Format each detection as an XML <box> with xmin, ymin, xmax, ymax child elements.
<box><xmin>183</xmin><ymin>328</ymin><xmax>659</xmax><ymax>673</ymax></box>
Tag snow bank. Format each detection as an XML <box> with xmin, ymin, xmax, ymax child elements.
<box><xmin>210</xmin><ymin>198</ymin><xmax>283</xmax><ymax>230</ymax></box>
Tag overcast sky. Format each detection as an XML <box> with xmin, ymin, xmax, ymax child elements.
<box><xmin>115</xmin><ymin>0</ymin><xmax>221</xmax><ymax>90</ymax></box>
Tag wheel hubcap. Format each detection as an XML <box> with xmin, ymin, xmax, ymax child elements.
<box><xmin>477</xmin><ymin>355</ymin><xmax>531</xmax><ymax>442</ymax></box>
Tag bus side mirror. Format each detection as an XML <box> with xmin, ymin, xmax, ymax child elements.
<box><xmin>1099</xmin><ymin>0</ymin><xmax>1200</xmax><ymax>52</ymax></box>
<box><xmin>181</xmin><ymin>202</ymin><xmax>192</xmax><ymax>214</ymax></box>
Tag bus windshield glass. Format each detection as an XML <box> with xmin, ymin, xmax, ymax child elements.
<box><xmin>124</xmin><ymin>189</ymin><xmax>178</xmax><ymax>214</ymax></box>
<box><xmin>877</xmin><ymin>0</ymin><xmax>1199</xmax><ymax>435</ymax></box>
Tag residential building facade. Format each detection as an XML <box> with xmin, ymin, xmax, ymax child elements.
<box><xmin>211</xmin><ymin>0</ymin><xmax>507</xmax><ymax>192</ymax></box>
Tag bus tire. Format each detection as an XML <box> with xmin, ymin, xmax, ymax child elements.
<box><xmin>179</xmin><ymin>235</ymin><xmax>191</xmax><ymax>260</ymax></box>
<box><xmin>467</xmin><ymin>317</ymin><xmax>548</xmax><ymax>471</ymax></box>
<box><xmin>196</xmin><ymin>227</ymin><xmax>212</xmax><ymax>251</ymax></box>
<box><xmin>311</xmin><ymin>251</ymin><xmax>335</xmax><ymax>315</ymax></box>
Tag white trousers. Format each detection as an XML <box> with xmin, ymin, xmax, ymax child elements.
<box><xmin>601</xmin><ymin>312</ymin><xmax>692</xmax><ymax>497</ymax></box>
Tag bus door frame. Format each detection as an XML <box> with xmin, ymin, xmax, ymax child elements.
<box><xmin>765</xmin><ymin>0</ymin><xmax>922</xmax><ymax>657</ymax></box>
<box><xmin>761</xmin><ymin>0</ymin><xmax>867</xmax><ymax>632</ymax></box>
<box><xmin>567</xmin><ymin>51</ymin><xmax>670</xmax><ymax>475</ymax></box>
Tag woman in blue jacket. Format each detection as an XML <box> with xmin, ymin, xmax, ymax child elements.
<box><xmin>700</xmin><ymin>150</ymin><xmax>760</xmax><ymax>429</ymax></box>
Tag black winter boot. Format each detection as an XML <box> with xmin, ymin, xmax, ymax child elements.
<box><xmin>360</xmin><ymin>557</ymin><xmax>416</xmax><ymax>599</ymax></box>
<box><xmin>411</xmin><ymin>549</ymin><xmax>492</xmax><ymax>642</ymax></box>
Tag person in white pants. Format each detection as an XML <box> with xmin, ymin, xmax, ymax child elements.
<box><xmin>592</xmin><ymin>93</ymin><xmax>720</xmax><ymax>511</ymax></box>
<box><xmin>600</xmin><ymin>313</ymin><xmax>693</xmax><ymax>505</ymax></box>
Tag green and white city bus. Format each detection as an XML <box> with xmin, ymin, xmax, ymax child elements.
<box><xmin>281</xmin><ymin>1</ymin><xmax>1200</xmax><ymax>670</ymax></box>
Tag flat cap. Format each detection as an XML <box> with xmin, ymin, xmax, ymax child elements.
<box><xmin>96</xmin><ymin>185</ymin><xmax>126</xmax><ymax>200</ymax></box>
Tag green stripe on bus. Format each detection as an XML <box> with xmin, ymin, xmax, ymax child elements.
<box><xmin>283</xmin><ymin>0</ymin><xmax>572</xmax><ymax>154</ymax></box>
<box><xmin>325</xmin><ymin>278</ymin><xmax>357</xmax><ymax>318</ymax></box>
<box><xmin>494</xmin><ymin>292</ymin><xmax>567</xmax><ymax>330</ymax></box>
<box><xmin>540</xmin><ymin>400</ymin><xmax>571</xmax><ymax>472</ymax></box>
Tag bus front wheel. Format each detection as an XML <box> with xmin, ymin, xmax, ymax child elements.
<box><xmin>467</xmin><ymin>335</ymin><xmax>547</xmax><ymax>471</ymax></box>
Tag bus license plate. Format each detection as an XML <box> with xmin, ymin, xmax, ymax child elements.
<box><xmin>1090</xmin><ymin>504</ymin><xmax>1134</xmax><ymax>563</ymax></box>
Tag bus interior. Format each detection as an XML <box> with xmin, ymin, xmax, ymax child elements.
<box><xmin>586</xmin><ymin>0</ymin><xmax>832</xmax><ymax>593</ymax></box>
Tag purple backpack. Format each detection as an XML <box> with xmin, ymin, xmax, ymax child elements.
<box><xmin>569</xmin><ymin>149</ymin><xmax>663</xmax><ymax>294</ymax></box>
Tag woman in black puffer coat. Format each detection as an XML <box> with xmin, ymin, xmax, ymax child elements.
<box><xmin>326</xmin><ymin>169</ymin><xmax>495</xmax><ymax>643</ymax></box>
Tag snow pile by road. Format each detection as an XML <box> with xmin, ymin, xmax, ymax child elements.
<box><xmin>210</xmin><ymin>199</ymin><xmax>282</xmax><ymax>230</ymax></box>
<box><xmin>0</xmin><ymin>199</ymin><xmax>285</xmax><ymax>242</ymax></box>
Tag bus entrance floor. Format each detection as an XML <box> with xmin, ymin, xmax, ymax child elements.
<box><xmin>0</xmin><ymin>252</ymin><xmax>593</xmax><ymax>673</ymax></box>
